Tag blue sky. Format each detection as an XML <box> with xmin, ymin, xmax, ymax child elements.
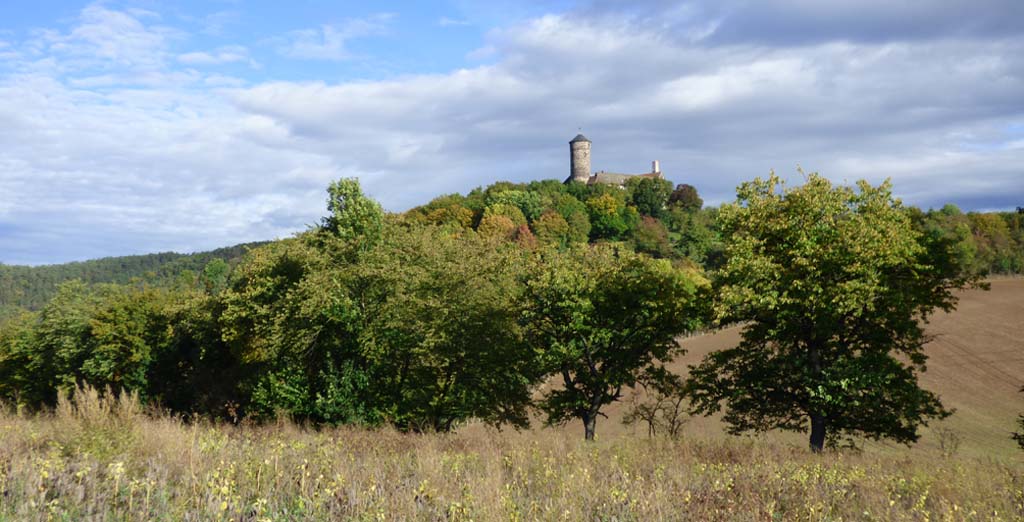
<box><xmin>1</xmin><ymin>0</ymin><xmax>1022</xmax><ymax>265</ymax></box>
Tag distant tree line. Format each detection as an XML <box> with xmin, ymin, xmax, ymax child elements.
<box><xmin>0</xmin><ymin>243</ymin><xmax>261</xmax><ymax>320</ymax></box>
<box><xmin>0</xmin><ymin>172</ymin><xmax>1010</xmax><ymax>449</ymax></box>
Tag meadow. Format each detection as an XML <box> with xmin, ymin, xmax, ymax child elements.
<box><xmin>1</xmin><ymin>386</ymin><xmax>1021</xmax><ymax>521</ymax></box>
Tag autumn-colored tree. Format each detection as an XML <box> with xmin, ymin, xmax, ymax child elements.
<box><xmin>532</xmin><ymin>211</ymin><xmax>572</xmax><ymax>248</ymax></box>
<box><xmin>668</xmin><ymin>183</ymin><xmax>703</xmax><ymax>212</ymax></box>
<box><xmin>631</xmin><ymin>216</ymin><xmax>673</xmax><ymax>258</ymax></box>
<box><xmin>477</xmin><ymin>214</ymin><xmax>518</xmax><ymax>240</ymax></box>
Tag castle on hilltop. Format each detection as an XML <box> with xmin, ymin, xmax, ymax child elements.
<box><xmin>564</xmin><ymin>134</ymin><xmax>665</xmax><ymax>186</ymax></box>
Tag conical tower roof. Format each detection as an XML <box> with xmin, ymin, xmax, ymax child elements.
<box><xmin>570</xmin><ymin>134</ymin><xmax>591</xmax><ymax>144</ymax></box>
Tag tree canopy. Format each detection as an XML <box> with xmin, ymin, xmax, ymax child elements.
<box><xmin>0</xmin><ymin>172</ymin><xmax>1015</xmax><ymax>445</ymax></box>
<box><xmin>522</xmin><ymin>245</ymin><xmax>707</xmax><ymax>440</ymax></box>
<box><xmin>686</xmin><ymin>172</ymin><xmax>980</xmax><ymax>451</ymax></box>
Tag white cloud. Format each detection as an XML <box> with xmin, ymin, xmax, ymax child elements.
<box><xmin>274</xmin><ymin>15</ymin><xmax>393</xmax><ymax>61</ymax></box>
<box><xmin>34</xmin><ymin>4</ymin><xmax>180</xmax><ymax>71</ymax></box>
<box><xmin>234</xmin><ymin>12</ymin><xmax>1024</xmax><ymax>213</ymax></box>
<box><xmin>1</xmin><ymin>2</ymin><xmax>1023</xmax><ymax>265</ymax></box>
<box><xmin>178</xmin><ymin>45</ymin><xmax>254</xmax><ymax>66</ymax></box>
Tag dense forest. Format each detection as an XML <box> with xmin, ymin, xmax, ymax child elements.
<box><xmin>0</xmin><ymin>174</ymin><xmax>1020</xmax><ymax>447</ymax></box>
<box><xmin>0</xmin><ymin>243</ymin><xmax>263</xmax><ymax>320</ymax></box>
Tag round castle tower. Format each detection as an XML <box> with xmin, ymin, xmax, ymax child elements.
<box><xmin>569</xmin><ymin>134</ymin><xmax>591</xmax><ymax>183</ymax></box>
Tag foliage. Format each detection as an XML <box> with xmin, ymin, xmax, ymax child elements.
<box><xmin>78</xmin><ymin>287</ymin><xmax>174</xmax><ymax>397</ymax></box>
<box><xmin>668</xmin><ymin>207</ymin><xmax>725</xmax><ymax>268</ymax></box>
<box><xmin>322</xmin><ymin>178</ymin><xmax>385</xmax><ymax>246</ymax></box>
<box><xmin>531</xmin><ymin>211</ymin><xmax>574</xmax><ymax>249</ymax></box>
<box><xmin>626</xmin><ymin>177</ymin><xmax>673</xmax><ymax>218</ymax></box>
<box><xmin>483</xmin><ymin>202</ymin><xmax>528</xmax><ymax>227</ymax></box>
<box><xmin>687</xmin><ymin>172</ymin><xmax>979</xmax><ymax>451</ymax></box>
<box><xmin>219</xmin><ymin>236</ymin><xmax>376</xmax><ymax>425</ymax></box>
<box><xmin>630</xmin><ymin>216</ymin><xmax>673</xmax><ymax>258</ymax></box>
<box><xmin>353</xmin><ymin>225</ymin><xmax>541</xmax><ymax>431</ymax></box>
<box><xmin>910</xmin><ymin>205</ymin><xmax>1024</xmax><ymax>276</ymax></box>
<box><xmin>586</xmin><ymin>193</ymin><xmax>639</xmax><ymax>241</ymax></box>
<box><xmin>550</xmin><ymin>194</ymin><xmax>592</xmax><ymax>244</ymax></box>
<box><xmin>669</xmin><ymin>183</ymin><xmax>703</xmax><ymax>211</ymax></box>
<box><xmin>521</xmin><ymin>245</ymin><xmax>706</xmax><ymax>440</ymax></box>
<box><xmin>0</xmin><ymin>242</ymin><xmax>257</xmax><ymax>311</ymax></box>
<box><xmin>486</xmin><ymin>189</ymin><xmax>544</xmax><ymax>223</ymax></box>
<box><xmin>1</xmin><ymin>172</ymin><xmax>1019</xmax><ymax>437</ymax></box>
<box><xmin>477</xmin><ymin>214</ymin><xmax>518</xmax><ymax>240</ymax></box>
<box><xmin>426</xmin><ymin>204</ymin><xmax>475</xmax><ymax>229</ymax></box>
<box><xmin>201</xmin><ymin>258</ymin><xmax>230</xmax><ymax>295</ymax></box>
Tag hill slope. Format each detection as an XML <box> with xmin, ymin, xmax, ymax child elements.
<box><xmin>0</xmin><ymin>242</ymin><xmax>263</xmax><ymax>313</ymax></box>
<box><xmin>587</xmin><ymin>279</ymin><xmax>1024</xmax><ymax>457</ymax></box>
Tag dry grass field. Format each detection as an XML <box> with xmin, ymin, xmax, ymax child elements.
<box><xmin>1</xmin><ymin>391</ymin><xmax>1021</xmax><ymax>521</ymax></box>
<box><xmin>0</xmin><ymin>280</ymin><xmax>1021</xmax><ymax>520</ymax></box>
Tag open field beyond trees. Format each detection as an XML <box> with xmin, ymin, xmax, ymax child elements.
<box><xmin>603</xmin><ymin>278</ymin><xmax>1024</xmax><ymax>459</ymax></box>
<box><xmin>1</xmin><ymin>279</ymin><xmax>1022</xmax><ymax>521</ymax></box>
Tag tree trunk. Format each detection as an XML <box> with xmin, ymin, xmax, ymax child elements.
<box><xmin>809</xmin><ymin>413</ymin><xmax>826</xmax><ymax>453</ymax></box>
<box><xmin>583</xmin><ymin>412</ymin><xmax>597</xmax><ymax>441</ymax></box>
<box><xmin>808</xmin><ymin>338</ymin><xmax>826</xmax><ymax>452</ymax></box>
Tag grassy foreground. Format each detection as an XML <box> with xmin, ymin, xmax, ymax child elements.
<box><xmin>0</xmin><ymin>390</ymin><xmax>1021</xmax><ymax>521</ymax></box>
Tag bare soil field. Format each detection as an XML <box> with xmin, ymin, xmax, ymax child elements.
<box><xmin>573</xmin><ymin>279</ymin><xmax>1024</xmax><ymax>458</ymax></box>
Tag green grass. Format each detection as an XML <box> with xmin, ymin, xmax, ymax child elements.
<box><xmin>1</xmin><ymin>389</ymin><xmax>1022</xmax><ymax>521</ymax></box>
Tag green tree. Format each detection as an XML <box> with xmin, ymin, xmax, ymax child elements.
<box><xmin>551</xmin><ymin>194</ymin><xmax>591</xmax><ymax>244</ymax></box>
<box><xmin>201</xmin><ymin>258</ymin><xmax>230</xmax><ymax>295</ymax></box>
<box><xmin>487</xmin><ymin>190</ymin><xmax>544</xmax><ymax>223</ymax></box>
<box><xmin>912</xmin><ymin>205</ymin><xmax>979</xmax><ymax>275</ymax></box>
<box><xmin>687</xmin><ymin>173</ymin><xmax>979</xmax><ymax>451</ymax></box>
<box><xmin>28</xmin><ymin>280</ymin><xmax>101</xmax><ymax>406</ymax></box>
<box><xmin>322</xmin><ymin>178</ymin><xmax>384</xmax><ymax>246</ymax></box>
<box><xmin>424</xmin><ymin>204</ymin><xmax>474</xmax><ymax>229</ymax></box>
<box><xmin>587</xmin><ymin>193</ymin><xmax>639</xmax><ymax>240</ymax></box>
<box><xmin>669</xmin><ymin>208</ymin><xmax>724</xmax><ymax>268</ymax></box>
<box><xmin>79</xmin><ymin>286</ymin><xmax>174</xmax><ymax>397</ymax></box>
<box><xmin>482</xmin><ymin>202</ymin><xmax>528</xmax><ymax>227</ymax></box>
<box><xmin>0</xmin><ymin>309</ymin><xmax>38</xmax><ymax>406</ymax></box>
<box><xmin>354</xmin><ymin>226</ymin><xmax>541</xmax><ymax>431</ymax></box>
<box><xmin>626</xmin><ymin>177</ymin><xmax>673</xmax><ymax>218</ymax></box>
<box><xmin>522</xmin><ymin>245</ymin><xmax>706</xmax><ymax>440</ymax></box>
<box><xmin>219</xmin><ymin>237</ymin><xmax>375</xmax><ymax>424</ymax></box>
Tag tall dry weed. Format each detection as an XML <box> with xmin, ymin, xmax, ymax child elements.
<box><xmin>0</xmin><ymin>399</ymin><xmax>1021</xmax><ymax>521</ymax></box>
<box><xmin>52</xmin><ymin>384</ymin><xmax>143</xmax><ymax>459</ymax></box>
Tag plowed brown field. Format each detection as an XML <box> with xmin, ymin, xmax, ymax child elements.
<box><xmin>556</xmin><ymin>278</ymin><xmax>1024</xmax><ymax>458</ymax></box>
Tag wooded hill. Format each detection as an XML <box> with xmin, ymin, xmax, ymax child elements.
<box><xmin>0</xmin><ymin>242</ymin><xmax>263</xmax><ymax>318</ymax></box>
<box><xmin>0</xmin><ymin>174</ymin><xmax>1021</xmax><ymax>450</ymax></box>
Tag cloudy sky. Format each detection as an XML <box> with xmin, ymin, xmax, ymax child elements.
<box><xmin>1</xmin><ymin>0</ymin><xmax>1022</xmax><ymax>265</ymax></box>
